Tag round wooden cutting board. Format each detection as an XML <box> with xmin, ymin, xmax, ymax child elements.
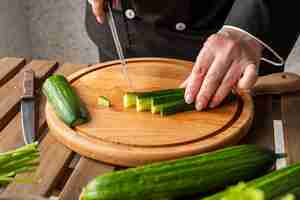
<box><xmin>45</xmin><ymin>58</ymin><xmax>300</xmax><ymax>166</ymax></box>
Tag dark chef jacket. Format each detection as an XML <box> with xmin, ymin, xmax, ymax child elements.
<box><xmin>85</xmin><ymin>0</ymin><xmax>299</xmax><ymax>75</ymax></box>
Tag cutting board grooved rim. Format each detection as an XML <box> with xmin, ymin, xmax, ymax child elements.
<box><xmin>45</xmin><ymin>57</ymin><xmax>254</xmax><ymax>166</ymax></box>
<box><xmin>74</xmin><ymin>97</ymin><xmax>243</xmax><ymax>148</ymax></box>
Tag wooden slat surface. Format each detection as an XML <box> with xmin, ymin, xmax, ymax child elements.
<box><xmin>2</xmin><ymin>62</ymin><xmax>90</xmax><ymax>196</ymax></box>
<box><xmin>0</xmin><ymin>57</ymin><xmax>26</xmax><ymax>87</ymax></box>
<box><xmin>240</xmin><ymin>95</ymin><xmax>275</xmax><ymax>150</ymax></box>
<box><xmin>3</xmin><ymin>135</ymin><xmax>75</xmax><ymax>196</ymax></box>
<box><xmin>59</xmin><ymin>157</ymin><xmax>115</xmax><ymax>200</ymax></box>
<box><xmin>281</xmin><ymin>91</ymin><xmax>300</xmax><ymax>164</ymax></box>
<box><xmin>0</xmin><ymin>60</ymin><xmax>58</xmax><ymax>131</ymax></box>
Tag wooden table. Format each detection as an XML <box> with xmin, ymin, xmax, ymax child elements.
<box><xmin>0</xmin><ymin>57</ymin><xmax>299</xmax><ymax>200</ymax></box>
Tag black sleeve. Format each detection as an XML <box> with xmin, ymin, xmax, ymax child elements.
<box><xmin>224</xmin><ymin>0</ymin><xmax>299</xmax><ymax>61</ymax></box>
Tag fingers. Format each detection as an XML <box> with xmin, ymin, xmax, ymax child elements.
<box><xmin>209</xmin><ymin>61</ymin><xmax>242</xmax><ymax>108</ymax></box>
<box><xmin>91</xmin><ymin>0</ymin><xmax>105</xmax><ymax>24</ymax></box>
<box><xmin>237</xmin><ymin>63</ymin><xmax>258</xmax><ymax>90</ymax></box>
<box><xmin>184</xmin><ymin>45</ymin><xmax>214</xmax><ymax>104</ymax></box>
<box><xmin>195</xmin><ymin>55</ymin><xmax>233</xmax><ymax>110</ymax></box>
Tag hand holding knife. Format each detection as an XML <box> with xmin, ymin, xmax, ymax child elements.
<box><xmin>21</xmin><ymin>70</ymin><xmax>36</xmax><ymax>145</ymax></box>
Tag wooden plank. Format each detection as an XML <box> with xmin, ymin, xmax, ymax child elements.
<box><xmin>2</xmin><ymin>63</ymin><xmax>89</xmax><ymax>196</ymax></box>
<box><xmin>240</xmin><ymin>95</ymin><xmax>274</xmax><ymax>150</ymax></box>
<box><xmin>281</xmin><ymin>91</ymin><xmax>300</xmax><ymax>164</ymax></box>
<box><xmin>3</xmin><ymin>135</ymin><xmax>75</xmax><ymax>196</ymax></box>
<box><xmin>59</xmin><ymin>157</ymin><xmax>115</xmax><ymax>200</ymax></box>
<box><xmin>0</xmin><ymin>60</ymin><xmax>58</xmax><ymax>131</ymax></box>
<box><xmin>0</xmin><ymin>57</ymin><xmax>26</xmax><ymax>87</ymax></box>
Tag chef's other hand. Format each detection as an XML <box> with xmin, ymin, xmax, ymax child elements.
<box><xmin>88</xmin><ymin>0</ymin><xmax>105</xmax><ymax>24</ymax></box>
<box><xmin>181</xmin><ymin>27</ymin><xmax>264</xmax><ymax>111</ymax></box>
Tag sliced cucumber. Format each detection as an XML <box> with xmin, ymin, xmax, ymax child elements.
<box><xmin>151</xmin><ymin>94</ymin><xmax>184</xmax><ymax>114</ymax></box>
<box><xmin>123</xmin><ymin>93</ymin><xmax>137</xmax><ymax>108</ymax></box>
<box><xmin>98</xmin><ymin>96</ymin><xmax>111</xmax><ymax>107</ymax></box>
<box><xmin>160</xmin><ymin>100</ymin><xmax>195</xmax><ymax>116</ymax></box>
<box><xmin>128</xmin><ymin>88</ymin><xmax>185</xmax><ymax>112</ymax></box>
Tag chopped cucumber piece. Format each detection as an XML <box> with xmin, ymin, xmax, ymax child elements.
<box><xmin>160</xmin><ymin>100</ymin><xmax>195</xmax><ymax>116</ymax></box>
<box><xmin>151</xmin><ymin>94</ymin><xmax>184</xmax><ymax>114</ymax></box>
<box><xmin>123</xmin><ymin>93</ymin><xmax>137</xmax><ymax>108</ymax></box>
<box><xmin>136</xmin><ymin>96</ymin><xmax>152</xmax><ymax>112</ymax></box>
<box><xmin>98</xmin><ymin>96</ymin><xmax>111</xmax><ymax>107</ymax></box>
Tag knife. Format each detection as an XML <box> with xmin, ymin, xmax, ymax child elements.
<box><xmin>21</xmin><ymin>70</ymin><xmax>36</xmax><ymax>144</ymax></box>
<box><xmin>273</xmin><ymin>120</ymin><xmax>288</xmax><ymax>170</ymax></box>
<box><xmin>106</xmin><ymin>2</ymin><xmax>133</xmax><ymax>89</ymax></box>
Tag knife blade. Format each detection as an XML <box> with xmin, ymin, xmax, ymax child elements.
<box><xmin>21</xmin><ymin>70</ymin><xmax>36</xmax><ymax>144</ymax></box>
<box><xmin>273</xmin><ymin>120</ymin><xmax>288</xmax><ymax>169</ymax></box>
<box><xmin>106</xmin><ymin>2</ymin><xmax>133</xmax><ymax>89</ymax></box>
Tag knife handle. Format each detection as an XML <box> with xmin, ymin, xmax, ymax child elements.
<box><xmin>22</xmin><ymin>70</ymin><xmax>35</xmax><ymax>99</ymax></box>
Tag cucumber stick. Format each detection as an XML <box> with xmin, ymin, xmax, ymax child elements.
<box><xmin>136</xmin><ymin>88</ymin><xmax>185</xmax><ymax>112</ymax></box>
<box><xmin>160</xmin><ymin>100</ymin><xmax>195</xmax><ymax>116</ymax></box>
<box><xmin>80</xmin><ymin>145</ymin><xmax>278</xmax><ymax>200</ymax></box>
<box><xmin>42</xmin><ymin>75</ymin><xmax>89</xmax><ymax>127</ymax></box>
<box><xmin>123</xmin><ymin>93</ymin><xmax>137</xmax><ymax>108</ymax></box>
<box><xmin>202</xmin><ymin>161</ymin><xmax>300</xmax><ymax>200</ymax></box>
<box><xmin>151</xmin><ymin>93</ymin><xmax>184</xmax><ymax>114</ymax></box>
<box><xmin>97</xmin><ymin>96</ymin><xmax>111</xmax><ymax>107</ymax></box>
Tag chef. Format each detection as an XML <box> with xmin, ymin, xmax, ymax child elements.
<box><xmin>85</xmin><ymin>0</ymin><xmax>299</xmax><ymax>110</ymax></box>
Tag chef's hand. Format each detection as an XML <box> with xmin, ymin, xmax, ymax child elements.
<box><xmin>88</xmin><ymin>0</ymin><xmax>106</xmax><ymax>24</ymax></box>
<box><xmin>181</xmin><ymin>27</ymin><xmax>264</xmax><ymax>111</ymax></box>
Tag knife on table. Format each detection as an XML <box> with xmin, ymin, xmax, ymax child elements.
<box><xmin>21</xmin><ymin>70</ymin><xmax>36</xmax><ymax>144</ymax></box>
<box><xmin>106</xmin><ymin>2</ymin><xmax>133</xmax><ymax>89</ymax></box>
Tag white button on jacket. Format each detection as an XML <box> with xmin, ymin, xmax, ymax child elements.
<box><xmin>175</xmin><ymin>22</ymin><xmax>186</xmax><ymax>31</ymax></box>
<box><xmin>125</xmin><ymin>9</ymin><xmax>136</xmax><ymax>19</ymax></box>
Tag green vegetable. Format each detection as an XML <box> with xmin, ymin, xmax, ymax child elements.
<box><xmin>97</xmin><ymin>96</ymin><xmax>111</xmax><ymax>107</ymax></box>
<box><xmin>216</xmin><ymin>182</ymin><xmax>264</xmax><ymax>200</ymax></box>
<box><xmin>0</xmin><ymin>142</ymin><xmax>39</xmax><ymax>186</ymax></box>
<box><xmin>160</xmin><ymin>100</ymin><xmax>195</xmax><ymax>116</ymax></box>
<box><xmin>151</xmin><ymin>93</ymin><xmax>184</xmax><ymax>114</ymax></box>
<box><xmin>202</xmin><ymin>161</ymin><xmax>300</xmax><ymax>200</ymax></box>
<box><xmin>80</xmin><ymin>145</ymin><xmax>278</xmax><ymax>200</ymax></box>
<box><xmin>42</xmin><ymin>75</ymin><xmax>89</xmax><ymax>127</ymax></box>
<box><xmin>280</xmin><ymin>194</ymin><xmax>296</xmax><ymax>200</ymax></box>
<box><xmin>123</xmin><ymin>92</ymin><xmax>137</xmax><ymax>108</ymax></box>
<box><xmin>135</xmin><ymin>88</ymin><xmax>185</xmax><ymax>112</ymax></box>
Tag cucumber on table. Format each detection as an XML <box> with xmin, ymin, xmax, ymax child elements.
<box><xmin>202</xmin><ymin>160</ymin><xmax>300</xmax><ymax>200</ymax></box>
<box><xmin>80</xmin><ymin>145</ymin><xmax>278</xmax><ymax>200</ymax></box>
<box><xmin>42</xmin><ymin>75</ymin><xmax>89</xmax><ymax>127</ymax></box>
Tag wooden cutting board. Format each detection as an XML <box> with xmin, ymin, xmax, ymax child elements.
<box><xmin>45</xmin><ymin>58</ymin><xmax>300</xmax><ymax>166</ymax></box>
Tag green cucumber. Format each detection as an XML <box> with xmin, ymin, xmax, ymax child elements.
<box><xmin>151</xmin><ymin>93</ymin><xmax>184</xmax><ymax>114</ymax></box>
<box><xmin>160</xmin><ymin>100</ymin><xmax>195</xmax><ymax>116</ymax></box>
<box><xmin>80</xmin><ymin>145</ymin><xmax>278</xmax><ymax>200</ymax></box>
<box><xmin>97</xmin><ymin>96</ymin><xmax>111</xmax><ymax>107</ymax></box>
<box><xmin>42</xmin><ymin>75</ymin><xmax>89</xmax><ymax>127</ymax></box>
<box><xmin>123</xmin><ymin>92</ymin><xmax>137</xmax><ymax>108</ymax></box>
<box><xmin>202</xmin><ymin>161</ymin><xmax>300</xmax><ymax>200</ymax></box>
<box><xmin>123</xmin><ymin>88</ymin><xmax>185</xmax><ymax>111</ymax></box>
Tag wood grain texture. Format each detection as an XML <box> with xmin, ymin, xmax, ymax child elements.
<box><xmin>59</xmin><ymin>157</ymin><xmax>115</xmax><ymax>200</ymax></box>
<box><xmin>253</xmin><ymin>72</ymin><xmax>300</xmax><ymax>95</ymax></box>
<box><xmin>0</xmin><ymin>60</ymin><xmax>58</xmax><ymax>131</ymax></box>
<box><xmin>2</xmin><ymin>63</ymin><xmax>90</xmax><ymax>196</ymax></box>
<box><xmin>239</xmin><ymin>95</ymin><xmax>274</xmax><ymax>150</ymax></box>
<box><xmin>281</xmin><ymin>91</ymin><xmax>300</xmax><ymax>164</ymax></box>
<box><xmin>73</xmin><ymin>60</ymin><xmax>239</xmax><ymax>147</ymax></box>
<box><xmin>0</xmin><ymin>57</ymin><xmax>26</xmax><ymax>87</ymax></box>
<box><xmin>46</xmin><ymin>58</ymin><xmax>254</xmax><ymax>166</ymax></box>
